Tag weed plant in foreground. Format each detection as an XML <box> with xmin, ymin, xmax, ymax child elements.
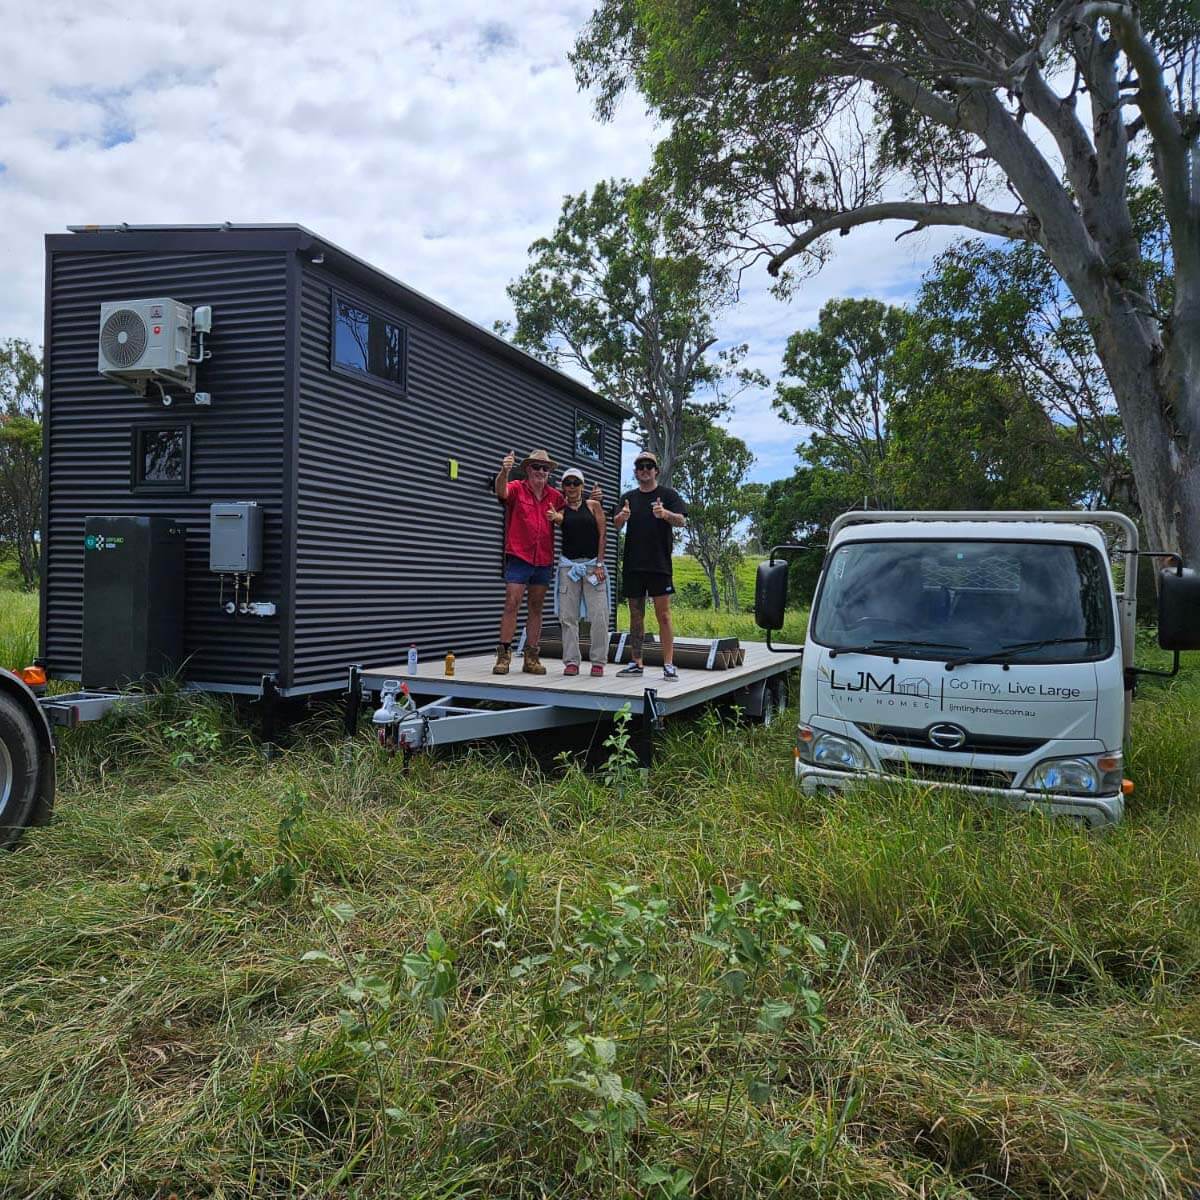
<box><xmin>0</xmin><ymin>591</ymin><xmax>1198</xmax><ymax>1197</ymax></box>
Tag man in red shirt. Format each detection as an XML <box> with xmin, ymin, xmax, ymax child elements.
<box><xmin>493</xmin><ymin>448</ymin><xmax>563</xmax><ymax>674</ymax></box>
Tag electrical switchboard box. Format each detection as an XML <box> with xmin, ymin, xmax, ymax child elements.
<box><xmin>82</xmin><ymin>515</ymin><xmax>186</xmax><ymax>689</ymax></box>
<box><xmin>209</xmin><ymin>502</ymin><xmax>263</xmax><ymax>573</ymax></box>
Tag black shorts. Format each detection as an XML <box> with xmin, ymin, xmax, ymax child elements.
<box><xmin>622</xmin><ymin>569</ymin><xmax>674</xmax><ymax>600</ymax></box>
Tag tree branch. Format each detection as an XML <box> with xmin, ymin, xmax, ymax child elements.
<box><xmin>768</xmin><ymin>201</ymin><xmax>1039</xmax><ymax>275</ymax></box>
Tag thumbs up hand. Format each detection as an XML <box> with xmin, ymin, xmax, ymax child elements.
<box><xmin>501</xmin><ymin>450</ymin><xmax>516</xmax><ymax>472</ymax></box>
<box><xmin>652</xmin><ymin>498</ymin><xmax>667</xmax><ymax>520</ymax></box>
<box><xmin>547</xmin><ymin>505</ymin><xmax>563</xmax><ymax>525</ymax></box>
<box><xmin>590</xmin><ymin>482</ymin><xmax>604</xmax><ymax>503</ymax></box>
<box><xmin>613</xmin><ymin>498</ymin><xmax>632</xmax><ymax>529</ymax></box>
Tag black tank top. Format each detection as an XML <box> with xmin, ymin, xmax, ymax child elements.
<box><xmin>561</xmin><ymin>502</ymin><xmax>599</xmax><ymax>559</ymax></box>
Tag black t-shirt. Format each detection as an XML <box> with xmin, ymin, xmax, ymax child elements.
<box><xmin>616</xmin><ymin>485</ymin><xmax>687</xmax><ymax>575</ymax></box>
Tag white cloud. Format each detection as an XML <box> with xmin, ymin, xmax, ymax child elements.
<box><xmin>0</xmin><ymin>0</ymin><xmax>952</xmax><ymax>483</ymax></box>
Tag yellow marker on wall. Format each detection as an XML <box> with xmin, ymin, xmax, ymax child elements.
<box><xmin>448</xmin><ymin>458</ymin><xmax>459</xmax><ymax>480</ymax></box>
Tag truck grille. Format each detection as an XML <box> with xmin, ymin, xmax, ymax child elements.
<box><xmin>879</xmin><ymin>757</ymin><xmax>1016</xmax><ymax>790</ymax></box>
<box><xmin>858</xmin><ymin>723</ymin><xmax>1046</xmax><ymax>757</ymax></box>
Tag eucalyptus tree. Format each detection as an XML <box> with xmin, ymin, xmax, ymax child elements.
<box><xmin>0</xmin><ymin>339</ymin><xmax>42</xmax><ymax>589</ymax></box>
<box><xmin>573</xmin><ymin>1</ymin><xmax>1200</xmax><ymax>558</ymax></box>
<box><xmin>673</xmin><ymin>418</ymin><xmax>755</xmax><ymax>609</ymax></box>
<box><xmin>504</xmin><ymin>179</ymin><xmax>759</xmax><ymax>484</ymax></box>
<box><xmin>911</xmin><ymin>238</ymin><xmax>1136</xmax><ymax>513</ymax></box>
<box><xmin>774</xmin><ymin>298</ymin><xmax>909</xmax><ymax>510</ymax></box>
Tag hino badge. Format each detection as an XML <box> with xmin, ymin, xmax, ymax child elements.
<box><xmin>755</xmin><ymin>511</ymin><xmax>1200</xmax><ymax>827</ymax></box>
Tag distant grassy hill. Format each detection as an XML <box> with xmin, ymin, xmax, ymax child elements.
<box><xmin>668</xmin><ymin>553</ymin><xmax>762</xmax><ymax>610</ymax></box>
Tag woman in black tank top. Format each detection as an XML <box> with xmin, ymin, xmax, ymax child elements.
<box><xmin>551</xmin><ymin>469</ymin><xmax>610</xmax><ymax>676</ymax></box>
<box><xmin>561</xmin><ymin>499</ymin><xmax>600</xmax><ymax>559</ymax></box>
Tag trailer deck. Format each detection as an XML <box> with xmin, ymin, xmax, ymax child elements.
<box><xmin>350</xmin><ymin>642</ymin><xmax>803</xmax><ymax>758</ymax></box>
<box><xmin>360</xmin><ymin>642</ymin><xmax>802</xmax><ymax>717</ymax></box>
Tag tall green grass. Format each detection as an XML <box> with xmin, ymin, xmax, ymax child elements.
<box><xmin>1</xmin><ymin>589</ymin><xmax>1198</xmax><ymax>1198</ymax></box>
<box><xmin>0</xmin><ymin>588</ymin><xmax>38</xmax><ymax>669</ymax></box>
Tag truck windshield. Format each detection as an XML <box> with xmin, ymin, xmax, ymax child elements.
<box><xmin>810</xmin><ymin>539</ymin><xmax>1114</xmax><ymax>664</ymax></box>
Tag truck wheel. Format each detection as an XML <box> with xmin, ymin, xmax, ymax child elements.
<box><xmin>758</xmin><ymin>678</ymin><xmax>785</xmax><ymax>728</ymax></box>
<box><xmin>0</xmin><ymin>693</ymin><xmax>41</xmax><ymax>850</ymax></box>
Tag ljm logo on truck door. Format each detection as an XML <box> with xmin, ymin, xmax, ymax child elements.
<box><xmin>829</xmin><ymin>670</ymin><xmax>931</xmax><ymax>697</ymax></box>
<box><xmin>826</xmin><ymin>669</ymin><xmax>936</xmax><ymax>711</ymax></box>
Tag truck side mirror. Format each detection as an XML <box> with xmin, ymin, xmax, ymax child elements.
<box><xmin>1158</xmin><ymin>566</ymin><xmax>1200</xmax><ymax>651</ymax></box>
<box><xmin>755</xmin><ymin>560</ymin><xmax>789</xmax><ymax>631</ymax></box>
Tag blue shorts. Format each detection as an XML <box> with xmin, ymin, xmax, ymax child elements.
<box><xmin>504</xmin><ymin>555</ymin><xmax>552</xmax><ymax>587</ymax></box>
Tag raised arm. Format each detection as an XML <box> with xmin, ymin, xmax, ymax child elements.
<box><xmin>494</xmin><ymin>450</ymin><xmax>516</xmax><ymax>502</ymax></box>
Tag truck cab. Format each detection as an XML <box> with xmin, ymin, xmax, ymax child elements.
<box><xmin>757</xmin><ymin>510</ymin><xmax>1200</xmax><ymax>827</ymax></box>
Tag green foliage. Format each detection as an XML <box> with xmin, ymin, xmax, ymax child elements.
<box><xmin>674</xmin><ymin>416</ymin><xmax>755</xmax><ymax>610</ymax></box>
<box><xmin>600</xmin><ymin>702</ymin><xmax>641</xmax><ymax>800</ymax></box>
<box><xmin>750</xmin><ymin>464</ymin><xmax>853</xmax><ymax>599</ymax></box>
<box><xmin>903</xmin><ymin>239</ymin><xmax>1134</xmax><ymax>514</ymax></box>
<box><xmin>0</xmin><ymin>587</ymin><xmax>38</xmax><ymax>667</ymax></box>
<box><xmin>887</xmin><ymin>368</ymin><xmax>1094</xmax><ymax>511</ymax></box>
<box><xmin>775</xmin><ymin>298</ymin><xmax>908</xmax><ymax>508</ymax></box>
<box><xmin>503</xmin><ymin>177</ymin><xmax>756</xmax><ymax>483</ymax></box>
<box><xmin>2</xmin><ymin>589</ymin><xmax>1199</xmax><ymax>1198</ymax></box>
<box><xmin>0</xmin><ymin>338</ymin><xmax>43</xmax><ymax>590</ymax></box>
<box><xmin>572</xmin><ymin>0</ymin><xmax>1200</xmax><ymax>561</ymax></box>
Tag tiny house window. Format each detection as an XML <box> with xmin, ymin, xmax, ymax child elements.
<box><xmin>332</xmin><ymin>294</ymin><xmax>407</xmax><ymax>390</ymax></box>
<box><xmin>131</xmin><ymin>425</ymin><xmax>191</xmax><ymax>493</ymax></box>
<box><xmin>575</xmin><ymin>411</ymin><xmax>603</xmax><ymax>461</ymax></box>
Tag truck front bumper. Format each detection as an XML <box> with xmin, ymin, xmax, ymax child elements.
<box><xmin>796</xmin><ymin>762</ymin><xmax>1124</xmax><ymax>828</ymax></box>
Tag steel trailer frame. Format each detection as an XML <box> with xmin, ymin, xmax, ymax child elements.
<box><xmin>351</xmin><ymin>645</ymin><xmax>804</xmax><ymax>765</ymax></box>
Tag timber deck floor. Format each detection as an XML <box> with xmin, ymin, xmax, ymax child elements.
<box><xmin>360</xmin><ymin>641</ymin><xmax>803</xmax><ymax>716</ymax></box>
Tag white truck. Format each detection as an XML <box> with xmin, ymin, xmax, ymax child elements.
<box><xmin>756</xmin><ymin>511</ymin><xmax>1200</xmax><ymax>827</ymax></box>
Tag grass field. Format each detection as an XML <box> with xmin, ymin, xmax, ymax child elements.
<box><xmin>2</xmin><ymin>586</ymin><xmax>1199</xmax><ymax>1198</ymax></box>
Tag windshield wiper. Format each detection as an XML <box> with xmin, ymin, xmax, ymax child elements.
<box><xmin>828</xmin><ymin>638</ymin><xmax>969</xmax><ymax>659</ymax></box>
<box><xmin>946</xmin><ymin>636</ymin><xmax>1099</xmax><ymax>669</ymax></box>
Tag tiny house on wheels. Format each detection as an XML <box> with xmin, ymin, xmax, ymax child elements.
<box><xmin>40</xmin><ymin>224</ymin><xmax>628</xmax><ymax>700</ymax></box>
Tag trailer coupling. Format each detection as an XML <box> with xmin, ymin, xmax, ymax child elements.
<box><xmin>372</xmin><ymin>680</ymin><xmax>428</xmax><ymax>753</ymax></box>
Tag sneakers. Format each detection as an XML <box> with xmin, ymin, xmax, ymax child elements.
<box><xmin>590</xmin><ymin>663</ymin><xmax>605</xmax><ymax>677</ymax></box>
<box><xmin>662</xmin><ymin>664</ymin><xmax>679</xmax><ymax>681</ymax></box>
<box><xmin>522</xmin><ymin>646</ymin><xmax>547</xmax><ymax>675</ymax></box>
<box><xmin>616</xmin><ymin>662</ymin><xmax>643</xmax><ymax>677</ymax></box>
<box><xmin>564</xmin><ymin>662</ymin><xmax>580</xmax><ymax>676</ymax></box>
<box><xmin>493</xmin><ymin>645</ymin><xmax>512</xmax><ymax>675</ymax></box>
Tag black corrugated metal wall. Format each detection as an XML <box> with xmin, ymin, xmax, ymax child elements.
<box><xmin>42</xmin><ymin>246</ymin><xmax>290</xmax><ymax>687</ymax></box>
<box><xmin>290</xmin><ymin>263</ymin><xmax>623</xmax><ymax>689</ymax></box>
<box><xmin>42</xmin><ymin>228</ymin><xmax>625</xmax><ymax>696</ymax></box>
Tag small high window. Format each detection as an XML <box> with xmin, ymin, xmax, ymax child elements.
<box><xmin>576</xmin><ymin>411</ymin><xmax>603</xmax><ymax>462</ymax></box>
<box><xmin>332</xmin><ymin>294</ymin><xmax>407</xmax><ymax>390</ymax></box>
<box><xmin>131</xmin><ymin>425</ymin><xmax>190</xmax><ymax>493</ymax></box>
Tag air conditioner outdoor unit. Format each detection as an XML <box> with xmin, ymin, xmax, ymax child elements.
<box><xmin>97</xmin><ymin>298</ymin><xmax>196</xmax><ymax>393</ymax></box>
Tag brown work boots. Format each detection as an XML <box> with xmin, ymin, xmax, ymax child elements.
<box><xmin>492</xmin><ymin>644</ymin><xmax>546</xmax><ymax>675</ymax></box>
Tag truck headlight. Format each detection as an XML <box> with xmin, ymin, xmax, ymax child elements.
<box><xmin>1026</xmin><ymin>753</ymin><xmax>1122</xmax><ymax>796</ymax></box>
<box><xmin>811</xmin><ymin>733</ymin><xmax>869</xmax><ymax>772</ymax></box>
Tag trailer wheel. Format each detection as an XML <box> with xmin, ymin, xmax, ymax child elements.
<box><xmin>0</xmin><ymin>693</ymin><xmax>42</xmax><ymax>850</ymax></box>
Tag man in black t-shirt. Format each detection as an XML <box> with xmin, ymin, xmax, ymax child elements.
<box><xmin>611</xmin><ymin>450</ymin><xmax>689</xmax><ymax>680</ymax></box>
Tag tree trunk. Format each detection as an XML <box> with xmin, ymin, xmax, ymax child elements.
<box><xmin>1077</xmin><ymin>300</ymin><xmax>1200</xmax><ymax>565</ymax></box>
<box><xmin>1037</xmin><ymin>241</ymin><xmax>1200</xmax><ymax>565</ymax></box>
<box><xmin>708</xmin><ymin>569</ymin><xmax>720</xmax><ymax>610</ymax></box>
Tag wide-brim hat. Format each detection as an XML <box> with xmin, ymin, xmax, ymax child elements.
<box><xmin>521</xmin><ymin>448</ymin><xmax>558</xmax><ymax>472</ymax></box>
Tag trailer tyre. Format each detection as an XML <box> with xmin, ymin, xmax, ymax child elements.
<box><xmin>0</xmin><ymin>693</ymin><xmax>42</xmax><ymax>850</ymax></box>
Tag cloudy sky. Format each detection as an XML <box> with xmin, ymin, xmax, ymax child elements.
<box><xmin>0</xmin><ymin>0</ymin><xmax>960</xmax><ymax>484</ymax></box>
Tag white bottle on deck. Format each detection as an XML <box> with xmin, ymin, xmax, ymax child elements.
<box><xmin>407</xmin><ymin>644</ymin><xmax>419</xmax><ymax>674</ymax></box>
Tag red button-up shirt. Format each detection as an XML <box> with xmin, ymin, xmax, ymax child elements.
<box><xmin>503</xmin><ymin>480</ymin><xmax>563</xmax><ymax>567</ymax></box>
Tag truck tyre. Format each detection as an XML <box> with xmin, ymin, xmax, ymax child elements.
<box><xmin>757</xmin><ymin>677</ymin><xmax>786</xmax><ymax>728</ymax></box>
<box><xmin>0</xmin><ymin>692</ymin><xmax>41</xmax><ymax>850</ymax></box>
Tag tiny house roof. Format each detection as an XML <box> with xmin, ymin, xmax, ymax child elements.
<box><xmin>54</xmin><ymin>222</ymin><xmax>632</xmax><ymax>422</ymax></box>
